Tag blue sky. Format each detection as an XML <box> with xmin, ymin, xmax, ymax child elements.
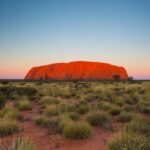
<box><xmin>0</xmin><ymin>0</ymin><xmax>150</xmax><ymax>79</ymax></box>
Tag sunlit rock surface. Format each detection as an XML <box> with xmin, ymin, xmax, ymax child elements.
<box><xmin>25</xmin><ymin>61</ymin><xmax>128</xmax><ymax>80</ymax></box>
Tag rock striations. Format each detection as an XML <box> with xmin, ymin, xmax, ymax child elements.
<box><xmin>25</xmin><ymin>61</ymin><xmax>128</xmax><ymax>80</ymax></box>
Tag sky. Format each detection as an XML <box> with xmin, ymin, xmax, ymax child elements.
<box><xmin>0</xmin><ymin>0</ymin><xmax>150</xmax><ymax>79</ymax></box>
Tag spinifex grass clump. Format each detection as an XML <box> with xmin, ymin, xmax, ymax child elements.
<box><xmin>74</xmin><ymin>103</ymin><xmax>90</xmax><ymax>115</ymax></box>
<box><xmin>10</xmin><ymin>138</ymin><xmax>36</xmax><ymax>150</ymax></box>
<box><xmin>126</xmin><ymin>118</ymin><xmax>150</xmax><ymax>137</ymax></box>
<box><xmin>60</xmin><ymin>103</ymin><xmax>75</xmax><ymax>113</ymax></box>
<box><xmin>137</xmin><ymin>100</ymin><xmax>150</xmax><ymax>114</ymax></box>
<box><xmin>109</xmin><ymin>106</ymin><xmax>121</xmax><ymax>116</ymax></box>
<box><xmin>16</xmin><ymin>97</ymin><xmax>32</xmax><ymax>111</ymax></box>
<box><xmin>68</xmin><ymin>112</ymin><xmax>80</xmax><ymax>121</ymax></box>
<box><xmin>43</xmin><ymin>96</ymin><xmax>59</xmax><ymax>105</ymax></box>
<box><xmin>0</xmin><ymin>118</ymin><xmax>20</xmax><ymax>136</ymax></box>
<box><xmin>44</xmin><ymin>105</ymin><xmax>59</xmax><ymax>117</ymax></box>
<box><xmin>86</xmin><ymin>111</ymin><xmax>111</xmax><ymax>129</ymax></box>
<box><xmin>35</xmin><ymin>116</ymin><xmax>59</xmax><ymax>129</ymax></box>
<box><xmin>123</xmin><ymin>104</ymin><xmax>134</xmax><ymax>112</ymax></box>
<box><xmin>113</xmin><ymin>97</ymin><xmax>125</xmax><ymax>107</ymax></box>
<box><xmin>0</xmin><ymin>105</ymin><xmax>22</xmax><ymax>120</ymax></box>
<box><xmin>59</xmin><ymin>116</ymin><xmax>91</xmax><ymax>139</ymax></box>
<box><xmin>125</xmin><ymin>93</ymin><xmax>140</xmax><ymax>105</ymax></box>
<box><xmin>96</xmin><ymin>101</ymin><xmax>112</xmax><ymax>111</ymax></box>
<box><xmin>82</xmin><ymin>93</ymin><xmax>98</xmax><ymax>102</ymax></box>
<box><xmin>116</xmin><ymin>112</ymin><xmax>133</xmax><ymax>123</ymax></box>
<box><xmin>108</xmin><ymin>132</ymin><xmax>150</xmax><ymax>150</ymax></box>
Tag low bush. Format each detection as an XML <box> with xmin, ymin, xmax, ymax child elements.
<box><xmin>0</xmin><ymin>94</ymin><xmax>6</xmax><ymax>109</ymax></box>
<box><xmin>86</xmin><ymin>111</ymin><xmax>111</xmax><ymax>128</ymax></box>
<box><xmin>0</xmin><ymin>86</ymin><xmax>37</xmax><ymax>99</ymax></box>
<box><xmin>17</xmin><ymin>87</ymin><xmax>37</xmax><ymax>97</ymax></box>
<box><xmin>1</xmin><ymin>81</ymin><xmax>9</xmax><ymax>85</ymax></box>
<box><xmin>9</xmin><ymin>92</ymin><xmax>20</xmax><ymax>100</ymax></box>
<box><xmin>0</xmin><ymin>118</ymin><xmax>20</xmax><ymax>136</ymax></box>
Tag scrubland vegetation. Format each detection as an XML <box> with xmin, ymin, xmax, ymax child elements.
<box><xmin>0</xmin><ymin>80</ymin><xmax>150</xmax><ymax>150</ymax></box>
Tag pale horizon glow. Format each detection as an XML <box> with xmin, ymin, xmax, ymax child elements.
<box><xmin>0</xmin><ymin>0</ymin><xmax>150</xmax><ymax>80</ymax></box>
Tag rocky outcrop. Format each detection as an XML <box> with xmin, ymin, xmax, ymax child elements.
<box><xmin>25</xmin><ymin>61</ymin><xmax>128</xmax><ymax>80</ymax></box>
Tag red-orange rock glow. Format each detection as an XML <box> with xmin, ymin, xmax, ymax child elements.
<box><xmin>25</xmin><ymin>61</ymin><xmax>128</xmax><ymax>80</ymax></box>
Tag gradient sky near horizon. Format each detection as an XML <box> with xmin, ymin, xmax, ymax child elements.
<box><xmin>0</xmin><ymin>0</ymin><xmax>150</xmax><ymax>79</ymax></box>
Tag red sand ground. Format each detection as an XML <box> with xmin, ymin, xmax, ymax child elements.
<box><xmin>2</xmin><ymin>101</ymin><xmax>116</xmax><ymax>150</ymax></box>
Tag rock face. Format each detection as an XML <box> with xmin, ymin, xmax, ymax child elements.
<box><xmin>25</xmin><ymin>61</ymin><xmax>128</xmax><ymax>80</ymax></box>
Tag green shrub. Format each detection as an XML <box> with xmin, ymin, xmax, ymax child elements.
<box><xmin>0</xmin><ymin>118</ymin><xmax>20</xmax><ymax>136</ymax></box>
<box><xmin>116</xmin><ymin>112</ymin><xmax>132</xmax><ymax>123</ymax></box>
<box><xmin>10</xmin><ymin>138</ymin><xmax>36</xmax><ymax>150</ymax></box>
<box><xmin>86</xmin><ymin>111</ymin><xmax>111</xmax><ymax>128</ymax></box>
<box><xmin>108</xmin><ymin>132</ymin><xmax>150</xmax><ymax>150</ymax></box>
<box><xmin>61</xmin><ymin>119</ymin><xmax>91</xmax><ymax>139</ymax></box>
<box><xmin>126</xmin><ymin>119</ymin><xmax>150</xmax><ymax>137</ymax></box>
<box><xmin>109</xmin><ymin>106</ymin><xmax>121</xmax><ymax>116</ymax></box>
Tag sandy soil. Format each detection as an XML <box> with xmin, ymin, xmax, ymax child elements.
<box><xmin>1</xmin><ymin>101</ymin><xmax>114</xmax><ymax>150</ymax></box>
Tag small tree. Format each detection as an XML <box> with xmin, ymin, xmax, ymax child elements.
<box><xmin>127</xmin><ymin>76</ymin><xmax>134</xmax><ymax>82</ymax></box>
<box><xmin>113</xmin><ymin>74</ymin><xmax>120</xmax><ymax>81</ymax></box>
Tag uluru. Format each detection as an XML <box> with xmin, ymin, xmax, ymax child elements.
<box><xmin>25</xmin><ymin>61</ymin><xmax>128</xmax><ymax>80</ymax></box>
